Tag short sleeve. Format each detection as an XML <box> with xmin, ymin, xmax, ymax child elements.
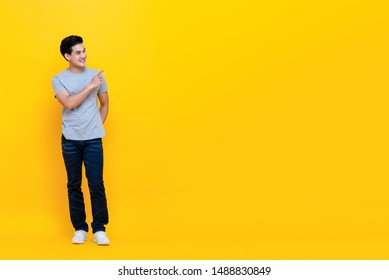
<box><xmin>98</xmin><ymin>74</ymin><xmax>108</xmax><ymax>94</ymax></box>
<box><xmin>52</xmin><ymin>76</ymin><xmax>66</xmax><ymax>96</ymax></box>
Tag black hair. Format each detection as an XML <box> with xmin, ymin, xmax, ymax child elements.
<box><xmin>60</xmin><ymin>35</ymin><xmax>83</xmax><ymax>60</ymax></box>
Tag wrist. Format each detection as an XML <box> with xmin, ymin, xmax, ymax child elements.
<box><xmin>86</xmin><ymin>84</ymin><xmax>95</xmax><ymax>91</ymax></box>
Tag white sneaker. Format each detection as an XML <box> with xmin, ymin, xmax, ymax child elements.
<box><xmin>93</xmin><ymin>231</ymin><xmax>110</xmax><ymax>246</ymax></box>
<box><xmin>72</xmin><ymin>230</ymin><xmax>87</xmax><ymax>244</ymax></box>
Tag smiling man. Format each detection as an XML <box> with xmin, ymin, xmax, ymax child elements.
<box><xmin>52</xmin><ymin>35</ymin><xmax>110</xmax><ymax>245</ymax></box>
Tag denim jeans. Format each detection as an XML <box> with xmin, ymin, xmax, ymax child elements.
<box><xmin>61</xmin><ymin>135</ymin><xmax>109</xmax><ymax>233</ymax></box>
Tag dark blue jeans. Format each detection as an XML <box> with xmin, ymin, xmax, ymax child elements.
<box><xmin>61</xmin><ymin>135</ymin><xmax>109</xmax><ymax>233</ymax></box>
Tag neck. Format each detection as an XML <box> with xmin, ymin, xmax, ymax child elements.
<box><xmin>67</xmin><ymin>65</ymin><xmax>85</xmax><ymax>73</ymax></box>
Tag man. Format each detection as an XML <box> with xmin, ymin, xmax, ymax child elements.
<box><xmin>52</xmin><ymin>35</ymin><xmax>110</xmax><ymax>245</ymax></box>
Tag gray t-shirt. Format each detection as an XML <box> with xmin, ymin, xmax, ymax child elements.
<box><xmin>52</xmin><ymin>67</ymin><xmax>108</xmax><ymax>140</ymax></box>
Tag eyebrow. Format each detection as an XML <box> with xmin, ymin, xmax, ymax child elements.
<box><xmin>74</xmin><ymin>48</ymin><xmax>86</xmax><ymax>54</ymax></box>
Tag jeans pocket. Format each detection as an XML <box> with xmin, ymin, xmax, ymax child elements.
<box><xmin>62</xmin><ymin>136</ymin><xmax>78</xmax><ymax>154</ymax></box>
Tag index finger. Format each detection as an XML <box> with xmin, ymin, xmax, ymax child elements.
<box><xmin>97</xmin><ymin>70</ymin><xmax>104</xmax><ymax>77</ymax></box>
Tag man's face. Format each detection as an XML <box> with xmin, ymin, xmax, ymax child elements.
<box><xmin>65</xmin><ymin>43</ymin><xmax>87</xmax><ymax>68</ymax></box>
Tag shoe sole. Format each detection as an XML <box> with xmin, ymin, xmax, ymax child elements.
<box><xmin>93</xmin><ymin>238</ymin><xmax>110</xmax><ymax>246</ymax></box>
<box><xmin>72</xmin><ymin>237</ymin><xmax>87</xmax><ymax>244</ymax></box>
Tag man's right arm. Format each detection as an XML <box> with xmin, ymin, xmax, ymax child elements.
<box><xmin>55</xmin><ymin>70</ymin><xmax>104</xmax><ymax>110</ymax></box>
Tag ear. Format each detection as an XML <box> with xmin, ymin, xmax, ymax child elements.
<box><xmin>64</xmin><ymin>53</ymin><xmax>71</xmax><ymax>61</ymax></box>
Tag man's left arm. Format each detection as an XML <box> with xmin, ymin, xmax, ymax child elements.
<box><xmin>98</xmin><ymin>92</ymin><xmax>109</xmax><ymax>123</ymax></box>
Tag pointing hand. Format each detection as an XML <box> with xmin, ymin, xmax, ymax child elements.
<box><xmin>90</xmin><ymin>70</ymin><xmax>104</xmax><ymax>89</ymax></box>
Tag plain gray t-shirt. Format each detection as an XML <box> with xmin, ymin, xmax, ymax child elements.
<box><xmin>52</xmin><ymin>67</ymin><xmax>108</xmax><ymax>140</ymax></box>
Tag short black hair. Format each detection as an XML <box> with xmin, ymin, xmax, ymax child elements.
<box><xmin>60</xmin><ymin>35</ymin><xmax>83</xmax><ymax>60</ymax></box>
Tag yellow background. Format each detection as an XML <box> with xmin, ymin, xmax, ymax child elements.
<box><xmin>0</xmin><ymin>0</ymin><xmax>388</xmax><ymax>259</ymax></box>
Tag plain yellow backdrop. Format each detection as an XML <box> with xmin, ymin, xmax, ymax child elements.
<box><xmin>0</xmin><ymin>0</ymin><xmax>388</xmax><ymax>259</ymax></box>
